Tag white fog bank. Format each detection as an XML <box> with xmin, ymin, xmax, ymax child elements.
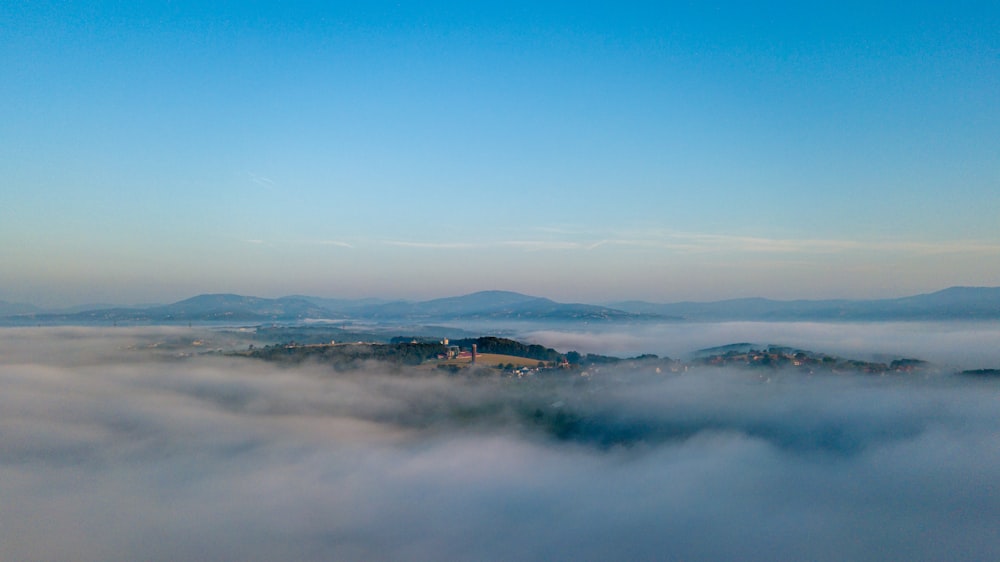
<box><xmin>2</xmin><ymin>327</ymin><xmax>999</xmax><ymax>561</ymax></box>
<box><xmin>518</xmin><ymin>320</ymin><xmax>1000</xmax><ymax>369</ymax></box>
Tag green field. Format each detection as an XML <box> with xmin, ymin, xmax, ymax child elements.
<box><xmin>436</xmin><ymin>353</ymin><xmax>551</xmax><ymax>368</ymax></box>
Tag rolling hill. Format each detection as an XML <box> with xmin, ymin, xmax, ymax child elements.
<box><xmin>610</xmin><ymin>286</ymin><xmax>1000</xmax><ymax>321</ymax></box>
<box><xmin>5</xmin><ymin>286</ymin><xmax>1000</xmax><ymax>325</ymax></box>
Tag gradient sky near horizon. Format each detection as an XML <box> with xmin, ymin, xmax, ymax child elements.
<box><xmin>2</xmin><ymin>1</ymin><xmax>999</xmax><ymax>307</ymax></box>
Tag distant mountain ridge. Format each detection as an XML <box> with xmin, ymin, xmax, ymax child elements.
<box><xmin>3</xmin><ymin>286</ymin><xmax>1000</xmax><ymax>325</ymax></box>
<box><xmin>151</xmin><ymin>294</ymin><xmax>332</xmax><ymax>320</ymax></box>
<box><xmin>7</xmin><ymin>295</ymin><xmax>333</xmax><ymax>323</ymax></box>
<box><xmin>610</xmin><ymin>286</ymin><xmax>1000</xmax><ymax>321</ymax></box>
<box><xmin>1</xmin><ymin>290</ymin><xmax>652</xmax><ymax>324</ymax></box>
<box><xmin>349</xmin><ymin>291</ymin><xmax>641</xmax><ymax>321</ymax></box>
<box><xmin>0</xmin><ymin>300</ymin><xmax>41</xmax><ymax>317</ymax></box>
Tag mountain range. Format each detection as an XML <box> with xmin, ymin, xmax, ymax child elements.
<box><xmin>609</xmin><ymin>286</ymin><xmax>1000</xmax><ymax>321</ymax></box>
<box><xmin>0</xmin><ymin>290</ymin><xmax>646</xmax><ymax>324</ymax></box>
<box><xmin>3</xmin><ymin>286</ymin><xmax>1000</xmax><ymax>325</ymax></box>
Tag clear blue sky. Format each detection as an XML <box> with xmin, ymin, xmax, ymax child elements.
<box><xmin>2</xmin><ymin>1</ymin><xmax>998</xmax><ymax>306</ymax></box>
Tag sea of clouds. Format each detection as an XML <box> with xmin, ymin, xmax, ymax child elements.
<box><xmin>519</xmin><ymin>320</ymin><xmax>1000</xmax><ymax>369</ymax></box>
<box><xmin>2</xmin><ymin>325</ymin><xmax>999</xmax><ymax>561</ymax></box>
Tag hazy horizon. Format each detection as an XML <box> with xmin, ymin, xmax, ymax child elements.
<box><xmin>6</xmin><ymin>283</ymin><xmax>1000</xmax><ymax>311</ymax></box>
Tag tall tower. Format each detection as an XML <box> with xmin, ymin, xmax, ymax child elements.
<box><xmin>471</xmin><ymin>343</ymin><xmax>477</xmax><ymax>364</ymax></box>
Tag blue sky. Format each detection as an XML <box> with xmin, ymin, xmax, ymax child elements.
<box><xmin>2</xmin><ymin>1</ymin><xmax>998</xmax><ymax>306</ymax></box>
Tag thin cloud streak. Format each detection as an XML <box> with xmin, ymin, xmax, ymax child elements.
<box><xmin>311</xmin><ymin>240</ymin><xmax>354</xmax><ymax>248</ymax></box>
<box><xmin>498</xmin><ymin>240</ymin><xmax>606</xmax><ymax>251</ymax></box>
<box><xmin>680</xmin><ymin>234</ymin><xmax>1000</xmax><ymax>256</ymax></box>
<box><xmin>379</xmin><ymin>231</ymin><xmax>1000</xmax><ymax>257</ymax></box>
<box><xmin>248</xmin><ymin>172</ymin><xmax>275</xmax><ymax>189</ymax></box>
<box><xmin>240</xmin><ymin>239</ymin><xmax>354</xmax><ymax>249</ymax></box>
<box><xmin>382</xmin><ymin>240</ymin><xmax>478</xmax><ymax>249</ymax></box>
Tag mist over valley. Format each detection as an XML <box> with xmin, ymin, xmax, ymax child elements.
<box><xmin>5</xmin><ymin>1</ymin><xmax>999</xmax><ymax>559</ymax></box>
<box><xmin>2</xmin><ymin>323</ymin><xmax>1000</xmax><ymax>561</ymax></box>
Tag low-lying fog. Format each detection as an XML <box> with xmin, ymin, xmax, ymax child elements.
<box><xmin>512</xmin><ymin>320</ymin><xmax>1000</xmax><ymax>369</ymax></box>
<box><xmin>2</xmin><ymin>326</ymin><xmax>999</xmax><ymax>561</ymax></box>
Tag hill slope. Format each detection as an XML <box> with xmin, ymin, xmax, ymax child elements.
<box><xmin>6</xmin><ymin>286</ymin><xmax>1000</xmax><ymax>325</ymax></box>
<box><xmin>611</xmin><ymin>286</ymin><xmax>1000</xmax><ymax>321</ymax></box>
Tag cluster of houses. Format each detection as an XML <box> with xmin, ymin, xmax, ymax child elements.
<box><xmin>696</xmin><ymin>347</ymin><xmax>928</xmax><ymax>375</ymax></box>
<box><xmin>436</xmin><ymin>338</ymin><xmax>477</xmax><ymax>362</ymax></box>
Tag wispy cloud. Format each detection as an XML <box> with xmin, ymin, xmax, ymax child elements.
<box><xmin>240</xmin><ymin>238</ymin><xmax>353</xmax><ymax>249</ymax></box>
<box><xmin>383</xmin><ymin>240</ymin><xmax>478</xmax><ymax>249</ymax></box>
<box><xmin>247</xmin><ymin>172</ymin><xmax>275</xmax><ymax>189</ymax></box>
<box><xmin>242</xmin><ymin>238</ymin><xmax>279</xmax><ymax>249</ymax></box>
<box><xmin>868</xmin><ymin>240</ymin><xmax>1000</xmax><ymax>255</ymax></box>
<box><xmin>706</xmin><ymin>234</ymin><xmax>1000</xmax><ymax>256</ymax></box>
<box><xmin>313</xmin><ymin>240</ymin><xmax>354</xmax><ymax>248</ymax></box>
<box><xmin>377</xmin><ymin>230</ymin><xmax>1000</xmax><ymax>259</ymax></box>
<box><xmin>498</xmin><ymin>240</ymin><xmax>600</xmax><ymax>251</ymax></box>
<box><xmin>661</xmin><ymin>232</ymin><xmax>861</xmax><ymax>254</ymax></box>
<box><xmin>382</xmin><ymin>239</ymin><xmax>601</xmax><ymax>251</ymax></box>
<box><xmin>597</xmin><ymin>229</ymin><xmax>1000</xmax><ymax>257</ymax></box>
